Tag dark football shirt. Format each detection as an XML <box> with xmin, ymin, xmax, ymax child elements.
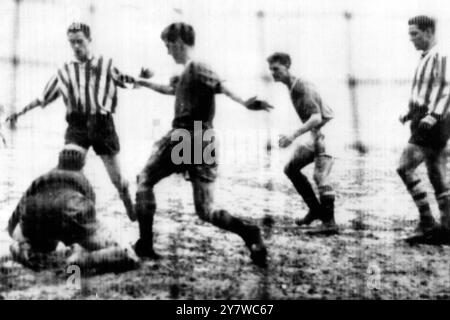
<box><xmin>289</xmin><ymin>78</ymin><xmax>333</xmax><ymax>125</ymax></box>
<box><xmin>172</xmin><ymin>61</ymin><xmax>223</xmax><ymax>130</ymax></box>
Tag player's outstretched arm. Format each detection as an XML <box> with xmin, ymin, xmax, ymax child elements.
<box><xmin>136</xmin><ymin>78</ymin><xmax>176</xmax><ymax>95</ymax></box>
<box><xmin>221</xmin><ymin>85</ymin><xmax>274</xmax><ymax>112</ymax></box>
<box><xmin>279</xmin><ymin>113</ymin><xmax>322</xmax><ymax>148</ymax></box>
<box><xmin>5</xmin><ymin>99</ymin><xmax>42</xmax><ymax>125</ymax></box>
<box><xmin>134</xmin><ymin>67</ymin><xmax>176</xmax><ymax>95</ymax></box>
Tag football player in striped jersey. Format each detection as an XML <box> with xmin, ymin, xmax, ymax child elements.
<box><xmin>6</xmin><ymin>23</ymin><xmax>138</xmax><ymax>222</ymax></box>
<box><xmin>398</xmin><ymin>15</ymin><xmax>450</xmax><ymax>244</ymax></box>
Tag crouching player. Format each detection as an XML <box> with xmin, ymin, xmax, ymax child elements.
<box><xmin>7</xmin><ymin>145</ymin><xmax>139</xmax><ymax>272</ymax></box>
<box><xmin>267</xmin><ymin>52</ymin><xmax>338</xmax><ymax>235</ymax></box>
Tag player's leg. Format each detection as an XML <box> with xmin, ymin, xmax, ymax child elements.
<box><xmin>99</xmin><ymin>154</ymin><xmax>135</xmax><ymax>221</ymax></box>
<box><xmin>284</xmin><ymin>143</ymin><xmax>319</xmax><ymax>226</ymax></box>
<box><xmin>396</xmin><ymin>143</ymin><xmax>435</xmax><ymax>233</ymax></box>
<box><xmin>134</xmin><ymin>133</ymin><xmax>177</xmax><ymax>258</ymax></box>
<box><xmin>425</xmin><ymin>148</ymin><xmax>450</xmax><ymax>232</ymax></box>
<box><xmin>67</xmin><ymin>225</ymin><xmax>139</xmax><ymax>273</ymax></box>
<box><xmin>190</xmin><ymin>176</ymin><xmax>267</xmax><ymax>267</ymax></box>
<box><xmin>307</xmin><ymin>154</ymin><xmax>339</xmax><ymax>235</ymax></box>
<box><xmin>90</xmin><ymin>114</ymin><xmax>134</xmax><ymax>221</ymax></box>
<box><xmin>56</xmin><ymin>190</ymin><xmax>138</xmax><ymax>272</ymax></box>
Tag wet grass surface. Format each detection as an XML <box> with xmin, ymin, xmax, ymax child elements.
<box><xmin>1</xmin><ymin>136</ymin><xmax>450</xmax><ymax>299</ymax></box>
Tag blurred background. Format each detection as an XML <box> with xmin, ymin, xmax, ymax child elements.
<box><xmin>1</xmin><ymin>0</ymin><xmax>450</xmax><ymax>159</ymax></box>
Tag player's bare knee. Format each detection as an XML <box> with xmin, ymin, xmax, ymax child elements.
<box><xmin>313</xmin><ymin>173</ymin><xmax>322</xmax><ymax>186</ymax></box>
<box><xmin>136</xmin><ymin>173</ymin><xmax>156</xmax><ymax>192</ymax></box>
<box><xmin>116</xmin><ymin>178</ymin><xmax>129</xmax><ymax>195</ymax></box>
<box><xmin>109</xmin><ymin>172</ymin><xmax>124</xmax><ymax>190</ymax></box>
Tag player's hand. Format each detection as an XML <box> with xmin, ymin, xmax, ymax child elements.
<box><xmin>5</xmin><ymin>112</ymin><xmax>19</xmax><ymax>125</ymax></box>
<box><xmin>278</xmin><ymin>134</ymin><xmax>294</xmax><ymax>148</ymax></box>
<box><xmin>66</xmin><ymin>244</ymin><xmax>86</xmax><ymax>266</ymax></box>
<box><xmin>244</xmin><ymin>97</ymin><xmax>274</xmax><ymax>112</ymax></box>
<box><xmin>399</xmin><ymin>114</ymin><xmax>409</xmax><ymax>124</ymax></box>
<box><xmin>139</xmin><ymin>68</ymin><xmax>154</xmax><ymax>79</ymax></box>
<box><xmin>419</xmin><ymin>114</ymin><xmax>437</xmax><ymax>130</ymax></box>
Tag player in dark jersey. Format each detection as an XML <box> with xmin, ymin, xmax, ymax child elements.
<box><xmin>398</xmin><ymin>16</ymin><xmax>450</xmax><ymax>244</ymax></box>
<box><xmin>267</xmin><ymin>52</ymin><xmax>338</xmax><ymax>235</ymax></box>
<box><xmin>7</xmin><ymin>146</ymin><xmax>139</xmax><ymax>272</ymax></box>
<box><xmin>133</xmin><ymin>22</ymin><xmax>272</xmax><ymax>267</ymax></box>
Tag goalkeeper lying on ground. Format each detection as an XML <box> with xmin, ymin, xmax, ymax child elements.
<box><xmin>7</xmin><ymin>145</ymin><xmax>139</xmax><ymax>273</ymax></box>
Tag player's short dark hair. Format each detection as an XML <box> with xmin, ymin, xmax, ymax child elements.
<box><xmin>161</xmin><ymin>22</ymin><xmax>195</xmax><ymax>46</ymax></box>
<box><xmin>267</xmin><ymin>52</ymin><xmax>291</xmax><ymax>68</ymax></box>
<box><xmin>67</xmin><ymin>22</ymin><xmax>91</xmax><ymax>39</ymax></box>
<box><xmin>58</xmin><ymin>148</ymin><xmax>86</xmax><ymax>171</ymax></box>
<box><xmin>408</xmin><ymin>15</ymin><xmax>436</xmax><ymax>33</ymax></box>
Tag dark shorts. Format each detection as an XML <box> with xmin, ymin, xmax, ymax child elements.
<box><xmin>19</xmin><ymin>188</ymin><xmax>98</xmax><ymax>252</ymax></box>
<box><xmin>137</xmin><ymin>129</ymin><xmax>218</xmax><ymax>190</ymax></box>
<box><xmin>65</xmin><ymin>113</ymin><xmax>120</xmax><ymax>156</ymax></box>
<box><xmin>409</xmin><ymin>116</ymin><xmax>450</xmax><ymax>150</ymax></box>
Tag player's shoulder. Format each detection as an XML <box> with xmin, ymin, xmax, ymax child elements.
<box><xmin>431</xmin><ymin>45</ymin><xmax>450</xmax><ymax>59</ymax></box>
<box><xmin>189</xmin><ymin>60</ymin><xmax>216</xmax><ymax>74</ymax></box>
<box><xmin>55</xmin><ymin>60</ymin><xmax>70</xmax><ymax>73</ymax></box>
<box><xmin>87</xmin><ymin>55</ymin><xmax>114</xmax><ymax>71</ymax></box>
<box><xmin>38</xmin><ymin>169</ymin><xmax>70</xmax><ymax>184</ymax></box>
<box><xmin>190</xmin><ymin>60</ymin><xmax>211</xmax><ymax>68</ymax></box>
<box><xmin>293</xmin><ymin>77</ymin><xmax>317</xmax><ymax>94</ymax></box>
<box><xmin>187</xmin><ymin>60</ymin><xmax>222</xmax><ymax>84</ymax></box>
<box><xmin>43</xmin><ymin>169</ymin><xmax>84</xmax><ymax>183</ymax></box>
